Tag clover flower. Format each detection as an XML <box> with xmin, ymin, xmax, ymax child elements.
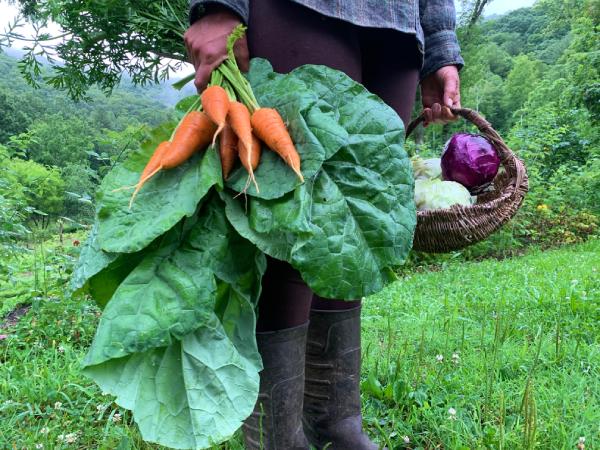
<box><xmin>448</xmin><ymin>407</ymin><xmax>457</xmax><ymax>420</ymax></box>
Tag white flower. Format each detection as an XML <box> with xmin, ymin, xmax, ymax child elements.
<box><xmin>112</xmin><ymin>412</ymin><xmax>122</xmax><ymax>423</ymax></box>
<box><xmin>577</xmin><ymin>436</ymin><xmax>586</xmax><ymax>449</ymax></box>
<box><xmin>35</xmin><ymin>444</ymin><xmax>44</xmax><ymax>449</ymax></box>
<box><xmin>40</xmin><ymin>427</ymin><xmax>49</xmax><ymax>434</ymax></box>
<box><xmin>54</xmin><ymin>401</ymin><xmax>62</xmax><ymax>409</ymax></box>
<box><xmin>452</xmin><ymin>352</ymin><xmax>460</xmax><ymax>364</ymax></box>
<box><xmin>436</xmin><ymin>354</ymin><xmax>444</xmax><ymax>363</ymax></box>
<box><xmin>448</xmin><ymin>407</ymin><xmax>457</xmax><ymax>420</ymax></box>
<box><xmin>403</xmin><ymin>435</ymin><xmax>410</xmax><ymax>444</ymax></box>
<box><xmin>96</xmin><ymin>404</ymin><xmax>105</xmax><ymax>412</ymax></box>
<box><xmin>64</xmin><ymin>432</ymin><xmax>79</xmax><ymax>443</ymax></box>
<box><xmin>58</xmin><ymin>345</ymin><xmax>65</xmax><ymax>353</ymax></box>
<box><xmin>579</xmin><ymin>437</ymin><xmax>586</xmax><ymax>444</ymax></box>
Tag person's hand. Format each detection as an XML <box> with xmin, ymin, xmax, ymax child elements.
<box><xmin>420</xmin><ymin>65</ymin><xmax>461</xmax><ymax>126</ymax></box>
<box><xmin>183</xmin><ymin>6</ymin><xmax>249</xmax><ymax>93</ymax></box>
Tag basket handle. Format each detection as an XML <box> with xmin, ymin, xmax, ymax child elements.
<box><xmin>405</xmin><ymin>107</ymin><xmax>526</xmax><ymax>190</ymax></box>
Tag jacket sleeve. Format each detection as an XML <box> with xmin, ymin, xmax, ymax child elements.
<box><xmin>419</xmin><ymin>0</ymin><xmax>464</xmax><ymax>80</ymax></box>
<box><xmin>189</xmin><ymin>0</ymin><xmax>249</xmax><ymax>24</ymax></box>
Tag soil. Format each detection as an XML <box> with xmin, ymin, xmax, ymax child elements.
<box><xmin>0</xmin><ymin>304</ymin><xmax>31</xmax><ymax>330</ymax></box>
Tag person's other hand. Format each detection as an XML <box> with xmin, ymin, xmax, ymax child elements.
<box><xmin>420</xmin><ymin>65</ymin><xmax>461</xmax><ymax>126</ymax></box>
<box><xmin>183</xmin><ymin>6</ymin><xmax>249</xmax><ymax>92</ymax></box>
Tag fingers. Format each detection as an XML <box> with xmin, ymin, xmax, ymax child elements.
<box><xmin>423</xmin><ymin>104</ymin><xmax>458</xmax><ymax>127</ymax></box>
<box><xmin>234</xmin><ymin>36</ymin><xmax>250</xmax><ymax>72</ymax></box>
<box><xmin>194</xmin><ymin>65</ymin><xmax>212</xmax><ymax>93</ymax></box>
<box><xmin>194</xmin><ymin>55</ymin><xmax>228</xmax><ymax>93</ymax></box>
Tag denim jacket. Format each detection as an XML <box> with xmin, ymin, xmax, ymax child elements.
<box><xmin>190</xmin><ymin>0</ymin><xmax>464</xmax><ymax>79</ymax></box>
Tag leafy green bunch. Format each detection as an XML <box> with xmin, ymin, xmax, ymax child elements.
<box><xmin>70</xmin><ymin>59</ymin><xmax>416</xmax><ymax>448</ymax></box>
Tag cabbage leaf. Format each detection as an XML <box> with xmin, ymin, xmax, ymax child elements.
<box><xmin>81</xmin><ymin>196</ymin><xmax>265</xmax><ymax>448</ymax></box>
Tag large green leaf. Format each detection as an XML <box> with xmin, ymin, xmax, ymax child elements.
<box><xmin>96</xmin><ymin>122</ymin><xmax>222</xmax><ymax>253</ymax></box>
<box><xmin>83</xmin><ymin>310</ymin><xmax>259</xmax><ymax>449</ymax></box>
<box><xmin>82</xmin><ymin>196</ymin><xmax>265</xmax><ymax>449</ymax></box>
<box><xmin>69</xmin><ymin>223</ymin><xmax>118</xmax><ymax>297</ymax></box>
<box><xmin>222</xmin><ymin>63</ymin><xmax>416</xmax><ymax>299</ymax></box>
<box><xmin>69</xmin><ymin>223</ymin><xmax>153</xmax><ymax>309</ymax></box>
<box><xmin>83</xmin><ymin>195</ymin><xmax>263</xmax><ymax>366</ymax></box>
<box><xmin>225</xmin><ymin>59</ymin><xmax>348</xmax><ymax>199</ymax></box>
<box><xmin>69</xmin><ymin>217</ymin><xmax>194</xmax><ymax>309</ymax></box>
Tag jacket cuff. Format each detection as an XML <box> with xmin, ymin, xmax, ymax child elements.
<box><xmin>189</xmin><ymin>0</ymin><xmax>249</xmax><ymax>25</ymax></box>
<box><xmin>420</xmin><ymin>30</ymin><xmax>464</xmax><ymax>80</ymax></box>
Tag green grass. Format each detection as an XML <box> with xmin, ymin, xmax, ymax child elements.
<box><xmin>0</xmin><ymin>239</ymin><xmax>598</xmax><ymax>449</ymax></box>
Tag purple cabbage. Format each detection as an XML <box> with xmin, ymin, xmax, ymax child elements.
<box><xmin>441</xmin><ymin>133</ymin><xmax>501</xmax><ymax>193</ymax></box>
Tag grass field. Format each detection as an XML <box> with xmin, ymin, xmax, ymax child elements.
<box><xmin>1</xmin><ymin>239</ymin><xmax>598</xmax><ymax>449</ymax></box>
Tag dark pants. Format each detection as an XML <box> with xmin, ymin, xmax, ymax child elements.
<box><xmin>247</xmin><ymin>0</ymin><xmax>421</xmax><ymax>331</ymax></box>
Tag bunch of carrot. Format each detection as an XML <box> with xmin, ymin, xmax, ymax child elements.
<box><xmin>122</xmin><ymin>26</ymin><xmax>303</xmax><ymax>208</ymax></box>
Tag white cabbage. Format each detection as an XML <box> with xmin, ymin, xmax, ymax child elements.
<box><xmin>414</xmin><ymin>179</ymin><xmax>473</xmax><ymax>211</ymax></box>
<box><xmin>411</xmin><ymin>156</ymin><xmax>442</xmax><ymax>180</ymax></box>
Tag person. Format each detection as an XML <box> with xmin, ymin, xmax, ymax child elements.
<box><xmin>184</xmin><ymin>1</ymin><xmax>463</xmax><ymax>449</ymax></box>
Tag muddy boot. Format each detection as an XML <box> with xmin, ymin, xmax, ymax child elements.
<box><xmin>303</xmin><ymin>306</ymin><xmax>380</xmax><ymax>450</ymax></box>
<box><xmin>242</xmin><ymin>323</ymin><xmax>310</xmax><ymax>450</ymax></box>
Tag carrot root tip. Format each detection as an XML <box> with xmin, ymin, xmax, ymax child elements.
<box><xmin>211</xmin><ymin>123</ymin><xmax>225</xmax><ymax>147</ymax></box>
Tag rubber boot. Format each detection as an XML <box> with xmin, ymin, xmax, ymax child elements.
<box><xmin>303</xmin><ymin>306</ymin><xmax>380</xmax><ymax>450</ymax></box>
<box><xmin>242</xmin><ymin>323</ymin><xmax>310</xmax><ymax>450</ymax></box>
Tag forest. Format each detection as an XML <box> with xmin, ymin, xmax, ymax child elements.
<box><xmin>0</xmin><ymin>0</ymin><xmax>598</xmax><ymax>448</ymax></box>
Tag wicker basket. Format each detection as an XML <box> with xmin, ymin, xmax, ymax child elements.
<box><xmin>406</xmin><ymin>108</ymin><xmax>528</xmax><ymax>253</ymax></box>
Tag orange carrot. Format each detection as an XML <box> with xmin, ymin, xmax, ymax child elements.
<box><xmin>239</xmin><ymin>133</ymin><xmax>262</xmax><ymax>176</ymax></box>
<box><xmin>219</xmin><ymin>124</ymin><xmax>239</xmax><ymax>180</ymax></box>
<box><xmin>112</xmin><ymin>140</ymin><xmax>170</xmax><ymax>206</ymax></box>
<box><xmin>139</xmin><ymin>141</ymin><xmax>171</xmax><ymax>184</ymax></box>
<box><xmin>228</xmin><ymin>101</ymin><xmax>258</xmax><ymax>191</ymax></box>
<box><xmin>201</xmin><ymin>85</ymin><xmax>230</xmax><ymax>145</ymax></box>
<box><xmin>251</xmin><ymin>108</ymin><xmax>304</xmax><ymax>182</ymax></box>
<box><xmin>127</xmin><ymin>111</ymin><xmax>216</xmax><ymax>208</ymax></box>
<box><xmin>163</xmin><ymin>110</ymin><xmax>217</xmax><ymax>169</ymax></box>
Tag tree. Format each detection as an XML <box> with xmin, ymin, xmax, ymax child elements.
<box><xmin>502</xmin><ymin>55</ymin><xmax>544</xmax><ymax>122</ymax></box>
<box><xmin>0</xmin><ymin>90</ymin><xmax>33</xmax><ymax>143</ymax></box>
<box><xmin>1</xmin><ymin>0</ymin><xmax>191</xmax><ymax>99</ymax></box>
<box><xmin>23</xmin><ymin>114</ymin><xmax>97</xmax><ymax>167</ymax></box>
<box><xmin>459</xmin><ymin>0</ymin><xmax>495</xmax><ymax>27</ymax></box>
<box><xmin>1</xmin><ymin>155</ymin><xmax>65</xmax><ymax>223</ymax></box>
